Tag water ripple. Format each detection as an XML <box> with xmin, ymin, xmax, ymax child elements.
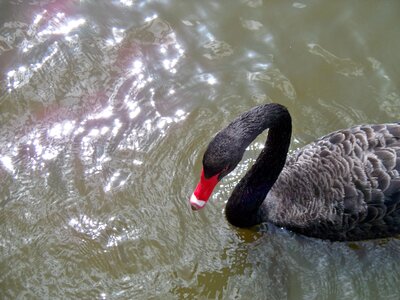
<box><xmin>1</xmin><ymin>1</ymin><xmax>400</xmax><ymax>299</ymax></box>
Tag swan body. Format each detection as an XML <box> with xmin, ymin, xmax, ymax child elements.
<box><xmin>190</xmin><ymin>103</ymin><xmax>400</xmax><ymax>241</ymax></box>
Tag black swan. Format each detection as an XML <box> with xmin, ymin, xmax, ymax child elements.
<box><xmin>190</xmin><ymin>103</ymin><xmax>400</xmax><ymax>241</ymax></box>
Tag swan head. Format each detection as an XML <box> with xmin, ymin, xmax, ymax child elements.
<box><xmin>190</xmin><ymin>131</ymin><xmax>243</xmax><ymax>210</ymax></box>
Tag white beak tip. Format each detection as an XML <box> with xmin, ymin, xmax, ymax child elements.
<box><xmin>190</xmin><ymin>193</ymin><xmax>207</xmax><ymax>210</ymax></box>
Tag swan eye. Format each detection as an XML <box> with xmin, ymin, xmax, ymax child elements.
<box><xmin>218</xmin><ymin>165</ymin><xmax>230</xmax><ymax>179</ymax></box>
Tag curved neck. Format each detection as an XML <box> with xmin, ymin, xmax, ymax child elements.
<box><xmin>225</xmin><ymin>104</ymin><xmax>292</xmax><ymax>227</ymax></box>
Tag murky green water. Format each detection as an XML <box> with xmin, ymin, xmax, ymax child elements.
<box><xmin>1</xmin><ymin>0</ymin><xmax>400</xmax><ymax>299</ymax></box>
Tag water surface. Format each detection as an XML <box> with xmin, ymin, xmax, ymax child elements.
<box><xmin>1</xmin><ymin>0</ymin><xmax>400</xmax><ymax>299</ymax></box>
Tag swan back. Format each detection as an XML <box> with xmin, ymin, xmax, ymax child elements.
<box><xmin>264</xmin><ymin>123</ymin><xmax>400</xmax><ymax>240</ymax></box>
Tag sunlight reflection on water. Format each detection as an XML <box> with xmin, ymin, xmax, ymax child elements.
<box><xmin>1</xmin><ymin>0</ymin><xmax>400</xmax><ymax>299</ymax></box>
<box><xmin>1</xmin><ymin>4</ymin><xmax>191</xmax><ymax>196</ymax></box>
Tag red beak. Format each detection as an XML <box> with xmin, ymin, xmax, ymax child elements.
<box><xmin>190</xmin><ymin>168</ymin><xmax>219</xmax><ymax>210</ymax></box>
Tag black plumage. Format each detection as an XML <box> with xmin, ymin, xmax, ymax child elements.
<box><xmin>196</xmin><ymin>103</ymin><xmax>400</xmax><ymax>241</ymax></box>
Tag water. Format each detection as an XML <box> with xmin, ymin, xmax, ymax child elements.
<box><xmin>1</xmin><ymin>0</ymin><xmax>400</xmax><ymax>299</ymax></box>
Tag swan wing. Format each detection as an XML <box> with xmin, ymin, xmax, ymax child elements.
<box><xmin>267</xmin><ymin>122</ymin><xmax>400</xmax><ymax>240</ymax></box>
